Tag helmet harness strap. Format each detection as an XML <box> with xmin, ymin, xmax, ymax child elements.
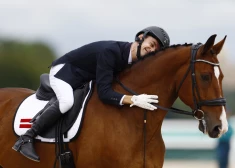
<box><xmin>136</xmin><ymin>31</ymin><xmax>149</xmax><ymax>60</ymax></box>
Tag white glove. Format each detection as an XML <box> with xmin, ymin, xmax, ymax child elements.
<box><xmin>130</xmin><ymin>94</ymin><xmax>159</xmax><ymax>111</ymax></box>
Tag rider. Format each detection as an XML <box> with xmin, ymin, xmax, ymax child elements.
<box><xmin>12</xmin><ymin>26</ymin><xmax>170</xmax><ymax>162</ymax></box>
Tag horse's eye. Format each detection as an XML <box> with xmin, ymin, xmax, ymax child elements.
<box><xmin>201</xmin><ymin>74</ymin><xmax>210</xmax><ymax>81</ymax></box>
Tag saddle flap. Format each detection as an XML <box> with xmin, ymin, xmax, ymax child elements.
<box><xmin>39</xmin><ymin>81</ymin><xmax>94</xmax><ymax>138</ymax></box>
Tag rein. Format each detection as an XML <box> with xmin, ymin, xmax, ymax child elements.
<box><xmin>115</xmin><ymin>43</ymin><xmax>226</xmax><ymax>168</ymax></box>
<box><xmin>116</xmin><ymin>79</ymin><xmax>194</xmax><ymax>116</ymax></box>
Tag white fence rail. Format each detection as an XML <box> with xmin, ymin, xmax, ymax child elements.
<box><xmin>162</xmin><ymin>117</ymin><xmax>235</xmax><ymax>166</ymax></box>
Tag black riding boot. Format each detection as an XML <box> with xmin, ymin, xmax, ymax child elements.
<box><xmin>12</xmin><ymin>101</ymin><xmax>62</xmax><ymax>162</ymax></box>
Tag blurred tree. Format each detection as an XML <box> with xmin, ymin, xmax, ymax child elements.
<box><xmin>0</xmin><ymin>39</ymin><xmax>56</xmax><ymax>90</ymax></box>
<box><xmin>165</xmin><ymin>98</ymin><xmax>193</xmax><ymax>119</ymax></box>
<box><xmin>224</xmin><ymin>90</ymin><xmax>235</xmax><ymax>115</ymax></box>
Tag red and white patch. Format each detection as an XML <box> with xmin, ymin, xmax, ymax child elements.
<box><xmin>14</xmin><ymin>94</ymin><xmax>48</xmax><ymax>136</ymax></box>
<box><xmin>19</xmin><ymin>118</ymin><xmax>32</xmax><ymax>128</ymax></box>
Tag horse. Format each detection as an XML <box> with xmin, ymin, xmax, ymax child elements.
<box><xmin>0</xmin><ymin>34</ymin><xmax>228</xmax><ymax>168</ymax></box>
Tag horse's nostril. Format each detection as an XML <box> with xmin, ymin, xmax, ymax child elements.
<box><xmin>214</xmin><ymin>125</ymin><xmax>222</xmax><ymax>131</ymax></box>
<box><xmin>211</xmin><ymin>125</ymin><xmax>222</xmax><ymax>138</ymax></box>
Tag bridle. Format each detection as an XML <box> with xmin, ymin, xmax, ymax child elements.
<box><xmin>116</xmin><ymin>43</ymin><xmax>226</xmax><ymax>119</ymax></box>
<box><xmin>175</xmin><ymin>43</ymin><xmax>226</xmax><ymax>120</ymax></box>
<box><xmin>116</xmin><ymin>43</ymin><xmax>226</xmax><ymax>168</ymax></box>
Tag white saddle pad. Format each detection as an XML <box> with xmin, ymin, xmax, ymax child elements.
<box><xmin>13</xmin><ymin>81</ymin><xmax>93</xmax><ymax>143</ymax></box>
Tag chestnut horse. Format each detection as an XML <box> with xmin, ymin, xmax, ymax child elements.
<box><xmin>0</xmin><ymin>35</ymin><xmax>228</xmax><ymax>168</ymax></box>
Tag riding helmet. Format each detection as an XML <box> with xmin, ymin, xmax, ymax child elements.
<box><xmin>135</xmin><ymin>26</ymin><xmax>170</xmax><ymax>47</ymax></box>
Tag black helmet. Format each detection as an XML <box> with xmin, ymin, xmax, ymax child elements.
<box><xmin>135</xmin><ymin>26</ymin><xmax>170</xmax><ymax>47</ymax></box>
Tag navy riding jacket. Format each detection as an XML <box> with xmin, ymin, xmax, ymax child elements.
<box><xmin>51</xmin><ymin>41</ymin><xmax>132</xmax><ymax>106</ymax></box>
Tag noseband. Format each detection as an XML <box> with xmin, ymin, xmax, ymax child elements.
<box><xmin>116</xmin><ymin>43</ymin><xmax>226</xmax><ymax>120</ymax></box>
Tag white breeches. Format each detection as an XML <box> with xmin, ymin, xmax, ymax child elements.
<box><xmin>49</xmin><ymin>64</ymin><xmax>74</xmax><ymax>114</ymax></box>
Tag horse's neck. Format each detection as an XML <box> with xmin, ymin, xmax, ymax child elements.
<box><xmin>118</xmin><ymin>46</ymin><xmax>190</xmax><ymax>104</ymax></box>
<box><xmin>114</xmin><ymin>46</ymin><xmax>190</xmax><ymax>137</ymax></box>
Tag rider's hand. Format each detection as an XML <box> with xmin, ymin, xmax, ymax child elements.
<box><xmin>130</xmin><ymin>94</ymin><xmax>158</xmax><ymax>111</ymax></box>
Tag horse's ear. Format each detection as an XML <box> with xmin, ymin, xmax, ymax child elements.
<box><xmin>212</xmin><ymin>35</ymin><xmax>227</xmax><ymax>55</ymax></box>
<box><xmin>201</xmin><ymin>34</ymin><xmax>217</xmax><ymax>55</ymax></box>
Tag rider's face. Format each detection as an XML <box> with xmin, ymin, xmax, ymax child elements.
<box><xmin>140</xmin><ymin>35</ymin><xmax>160</xmax><ymax>57</ymax></box>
